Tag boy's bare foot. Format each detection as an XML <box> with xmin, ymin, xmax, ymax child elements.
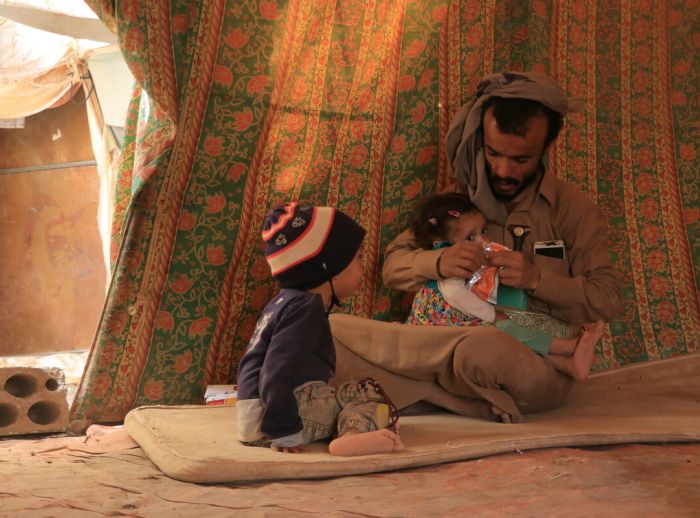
<box><xmin>328</xmin><ymin>429</ymin><xmax>405</xmax><ymax>457</ymax></box>
<box><xmin>570</xmin><ymin>320</ymin><xmax>604</xmax><ymax>381</ymax></box>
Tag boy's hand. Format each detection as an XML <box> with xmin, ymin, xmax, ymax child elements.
<box><xmin>272</xmin><ymin>444</ymin><xmax>308</xmax><ymax>453</ymax></box>
<box><xmin>438</xmin><ymin>241</ymin><xmax>485</xmax><ymax>279</ymax></box>
<box><xmin>486</xmin><ymin>250</ymin><xmax>540</xmax><ymax>291</ymax></box>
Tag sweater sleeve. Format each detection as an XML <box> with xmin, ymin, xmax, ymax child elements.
<box><xmin>258</xmin><ymin>299</ymin><xmax>327</xmax><ymax>441</ymax></box>
<box><xmin>382</xmin><ymin>229</ymin><xmax>445</xmax><ymax>292</ymax></box>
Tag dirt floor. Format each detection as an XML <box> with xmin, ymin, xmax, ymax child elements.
<box><xmin>2</xmin><ymin>352</ymin><xmax>699</xmax><ymax>517</ymax></box>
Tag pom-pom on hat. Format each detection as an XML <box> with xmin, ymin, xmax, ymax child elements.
<box><xmin>263</xmin><ymin>202</ymin><xmax>366</xmax><ymax>290</ymax></box>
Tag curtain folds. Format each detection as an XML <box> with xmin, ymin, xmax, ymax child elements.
<box><xmin>69</xmin><ymin>0</ymin><xmax>699</xmax><ymax>432</ymax></box>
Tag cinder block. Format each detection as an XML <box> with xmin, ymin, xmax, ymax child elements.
<box><xmin>0</xmin><ymin>367</ymin><xmax>68</xmax><ymax>436</ymax></box>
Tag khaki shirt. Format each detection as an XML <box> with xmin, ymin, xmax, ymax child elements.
<box><xmin>382</xmin><ymin>173</ymin><xmax>623</xmax><ymax>325</ymax></box>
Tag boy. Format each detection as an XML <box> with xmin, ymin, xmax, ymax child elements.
<box><xmin>236</xmin><ymin>202</ymin><xmax>404</xmax><ymax>456</ymax></box>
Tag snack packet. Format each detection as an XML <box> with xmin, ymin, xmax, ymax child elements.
<box><xmin>467</xmin><ymin>241</ymin><xmax>509</xmax><ymax>304</ymax></box>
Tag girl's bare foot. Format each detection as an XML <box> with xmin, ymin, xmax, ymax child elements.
<box><xmin>328</xmin><ymin>429</ymin><xmax>405</xmax><ymax>457</ymax></box>
<box><xmin>570</xmin><ymin>320</ymin><xmax>604</xmax><ymax>381</ymax></box>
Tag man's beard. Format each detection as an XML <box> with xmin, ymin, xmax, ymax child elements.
<box><xmin>486</xmin><ymin>163</ymin><xmax>540</xmax><ymax>201</ymax></box>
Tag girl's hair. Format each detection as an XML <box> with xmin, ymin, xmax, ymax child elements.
<box><xmin>411</xmin><ymin>192</ymin><xmax>477</xmax><ymax>249</ymax></box>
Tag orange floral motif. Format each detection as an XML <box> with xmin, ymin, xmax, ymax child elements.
<box><xmin>189</xmin><ymin>317</ymin><xmax>212</xmax><ymax>337</ymax></box>
<box><xmin>648</xmin><ymin>277</ymin><xmax>670</xmax><ymax>296</ymax></box>
<box><xmin>391</xmin><ymin>135</ymin><xmax>406</xmax><ymax>153</ymax></box>
<box><xmin>348</xmin><ymin>145</ymin><xmax>368</xmax><ymax>169</ymax></box>
<box><xmin>247</xmin><ymin>75</ymin><xmax>269</xmax><ymax>95</ymax></box>
<box><xmin>277</xmin><ymin>137</ymin><xmax>299</xmax><ymax>164</ymax></box>
<box><xmin>466</xmin><ymin>25</ymin><xmax>484</xmax><ymax>47</ymax></box>
<box><xmin>213</xmin><ymin>65</ymin><xmax>233</xmax><ymax>87</ymax></box>
<box><xmin>640</xmin><ymin>199</ymin><xmax>658</xmax><ymax>219</ymax></box>
<box><xmin>251</xmin><ymin>256</ymin><xmax>272</xmax><ymax>281</ymax></box>
<box><xmin>636</xmin><ymin>173</ymin><xmax>654</xmax><ymax>193</ymax></box>
<box><xmin>462</xmin><ymin>1</ymin><xmax>480</xmax><ymax>21</ymax></box>
<box><xmin>398</xmin><ymin>75</ymin><xmax>416</xmax><ymax>92</ymax></box>
<box><xmin>658</xmin><ymin>329</ymin><xmax>679</xmax><ymax>348</ymax></box>
<box><xmin>405</xmin><ymin>40</ymin><xmax>426</xmax><ymax>58</ymax></box>
<box><xmin>92</xmin><ymin>374</ymin><xmax>112</xmax><ymax>398</ymax></box>
<box><xmin>411</xmin><ymin>102</ymin><xmax>426</xmax><ymax>124</ymax></box>
<box><xmin>679</xmin><ymin>144</ymin><xmax>696</xmax><ymax>161</ymax></box>
<box><xmin>432</xmin><ymin>5</ymin><xmax>447</xmax><ymax>22</ymax></box>
<box><xmin>106</xmin><ymin>311</ymin><xmax>128</xmax><ymax>336</ymax></box>
<box><xmin>275</xmin><ymin>168</ymin><xmax>297</xmax><ymax>192</ymax></box>
<box><xmin>416</xmin><ymin>145</ymin><xmax>436</xmax><ymax>165</ymax></box>
<box><xmin>647</xmin><ymin>250</ymin><xmax>666</xmax><ymax>271</ymax></box>
<box><xmin>207</xmin><ymin>245</ymin><xmax>227</xmax><ymax>265</ymax></box>
<box><xmin>404</xmin><ymin>178</ymin><xmax>423</xmax><ymax>200</ymax></box>
<box><xmin>331</xmin><ymin>40</ymin><xmax>355</xmax><ymax>67</ymax></box>
<box><xmin>641</xmin><ymin>224</ymin><xmax>661</xmax><ymax>244</ymax></box>
<box><xmin>633</xmin><ymin>19</ymin><xmax>650</xmax><ymax>40</ymax></box>
<box><xmin>225</xmin><ymin>28</ymin><xmax>249</xmax><ymax>48</ymax></box>
<box><xmin>672</xmin><ymin>59</ymin><xmax>691</xmax><ymax>75</ymax></box>
<box><xmin>418</xmin><ymin>69</ymin><xmax>433</xmax><ymax>89</ymax></box>
<box><xmin>381</xmin><ymin>207</ymin><xmax>397</xmax><ymax>225</ymax></box>
<box><xmin>250</xmin><ymin>285</ymin><xmax>271</xmax><ymax>310</ymax></box>
<box><xmin>121</xmin><ymin>0</ymin><xmax>140</xmax><ymax>23</ymax></box>
<box><xmin>143</xmin><ymin>379</ymin><xmax>163</xmax><ymax>401</ymax></box>
<box><xmin>155</xmin><ymin>310</ymin><xmax>174</xmax><ymax>331</ymax></box>
<box><xmin>233</xmin><ymin>109</ymin><xmax>253</xmax><ymax>132</ymax></box>
<box><xmin>227</xmin><ymin>163</ymin><xmax>246</xmax><ymax>182</ymax></box>
<box><xmin>350</xmin><ymin>119</ymin><xmax>366</xmax><ymax>141</ymax></box>
<box><xmin>670</xmin><ymin>91</ymin><xmax>686</xmax><ymax>105</ymax></box>
<box><xmin>171</xmin><ymin>14</ymin><xmax>188</xmax><ymax>33</ymax></box>
<box><xmin>533</xmin><ymin>0</ymin><xmax>547</xmax><ymax>18</ymax></box>
<box><xmin>285</xmin><ymin>112</ymin><xmax>305</xmax><ymax>133</ymax></box>
<box><xmin>205</xmin><ymin>193</ymin><xmax>226</xmax><ymax>213</ymax></box>
<box><xmin>179</xmin><ymin>210</ymin><xmax>196</xmax><ymax>230</ymax></box>
<box><xmin>684</xmin><ymin>207</ymin><xmax>698</xmax><ymax>224</ymax></box>
<box><xmin>290</xmin><ymin>79</ymin><xmax>308</xmax><ymax>104</ymax></box>
<box><xmin>174</xmin><ymin>351</ymin><xmax>192</xmax><ymax>373</ymax></box>
<box><xmin>260</xmin><ymin>1</ymin><xmax>279</xmax><ymax>20</ymax></box>
<box><xmin>343</xmin><ymin>173</ymin><xmax>363</xmax><ymax>196</ymax></box>
<box><xmin>122</xmin><ymin>28</ymin><xmax>145</xmax><ymax>54</ymax></box>
<box><xmin>171</xmin><ymin>274</ymin><xmax>194</xmax><ymax>294</ymax></box>
<box><xmin>204</xmin><ymin>135</ymin><xmax>223</xmax><ymax>156</ymax></box>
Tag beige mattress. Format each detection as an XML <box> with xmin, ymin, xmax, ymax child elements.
<box><xmin>125</xmin><ymin>352</ymin><xmax>700</xmax><ymax>484</ymax></box>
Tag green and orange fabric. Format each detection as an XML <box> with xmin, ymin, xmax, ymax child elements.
<box><xmin>70</xmin><ymin>0</ymin><xmax>699</xmax><ymax>432</ymax></box>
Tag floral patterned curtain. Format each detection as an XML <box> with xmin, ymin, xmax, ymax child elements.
<box><xmin>69</xmin><ymin>0</ymin><xmax>699</xmax><ymax>432</ymax></box>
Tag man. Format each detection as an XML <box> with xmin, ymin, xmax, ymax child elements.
<box><xmin>330</xmin><ymin>71</ymin><xmax>623</xmax><ymax>423</ymax></box>
<box><xmin>383</xmin><ymin>71</ymin><xmax>623</xmax><ymax>324</ymax></box>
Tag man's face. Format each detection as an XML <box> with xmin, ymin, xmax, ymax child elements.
<box><xmin>482</xmin><ymin>107</ymin><xmax>549</xmax><ymax>201</ymax></box>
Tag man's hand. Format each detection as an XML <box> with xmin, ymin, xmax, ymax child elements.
<box><xmin>272</xmin><ymin>444</ymin><xmax>308</xmax><ymax>453</ymax></box>
<box><xmin>437</xmin><ymin>241</ymin><xmax>485</xmax><ymax>279</ymax></box>
<box><xmin>487</xmin><ymin>250</ymin><xmax>540</xmax><ymax>291</ymax></box>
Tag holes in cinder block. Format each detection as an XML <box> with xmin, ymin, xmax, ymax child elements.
<box><xmin>4</xmin><ymin>374</ymin><xmax>38</xmax><ymax>398</ymax></box>
<box><xmin>0</xmin><ymin>403</ymin><xmax>19</xmax><ymax>427</ymax></box>
<box><xmin>45</xmin><ymin>378</ymin><xmax>59</xmax><ymax>391</ymax></box>
<box><xmin>27</xmin><ymin>401</ymin><xmax>60</xmax><ymax>425</ymax></box>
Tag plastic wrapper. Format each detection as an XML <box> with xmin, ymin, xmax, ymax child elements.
<box><xmin>467</xmin><ymin>241</ymin><xmax>510</xmax><ymax>304</ymax></box>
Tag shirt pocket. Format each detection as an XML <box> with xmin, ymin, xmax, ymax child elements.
<box><xmin>532</xmin><ymin>253</ymin><xmax>570</xmax><ymax>277</ymax></box>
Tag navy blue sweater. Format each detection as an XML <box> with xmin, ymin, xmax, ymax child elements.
<box><xmin>236</xmin><ymin>289</ymin><xmax>335</xmax><ymax>439</ymax></box>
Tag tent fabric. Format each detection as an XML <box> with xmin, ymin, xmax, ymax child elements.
<box><xmin>123</xmin><ymin>352</ymin><xmax>700</xmax><ymax>484</ymax></box>
<box><xmin>70</xmin><ymin>0</ymin><xmax>699</xmax><ymax>432</ymax></box>
<box><xmin>0</xmin><ymin>13</ymin><xmax>109</xmax><ymax>119</ymax></box>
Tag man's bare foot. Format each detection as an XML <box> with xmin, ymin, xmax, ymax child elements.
<box><xmin>328</xmin><ymin>429</ymin><xmax>405</xmax><ymax>457</ymax></box>
<box><xmin>570</xmin><ymin>320</ymin><xmax>604</xmax><ymax>381</ymax></box>
<box><xmin>424</xmin><ymin>393</ymin><xmax>500</xmax><ymax>421</ymax></box>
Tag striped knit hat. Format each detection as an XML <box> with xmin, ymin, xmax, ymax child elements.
<box><xmin>263</xmin><ymin>203</ymin><xmax>366</xmax><ymax>290</ymax></box>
